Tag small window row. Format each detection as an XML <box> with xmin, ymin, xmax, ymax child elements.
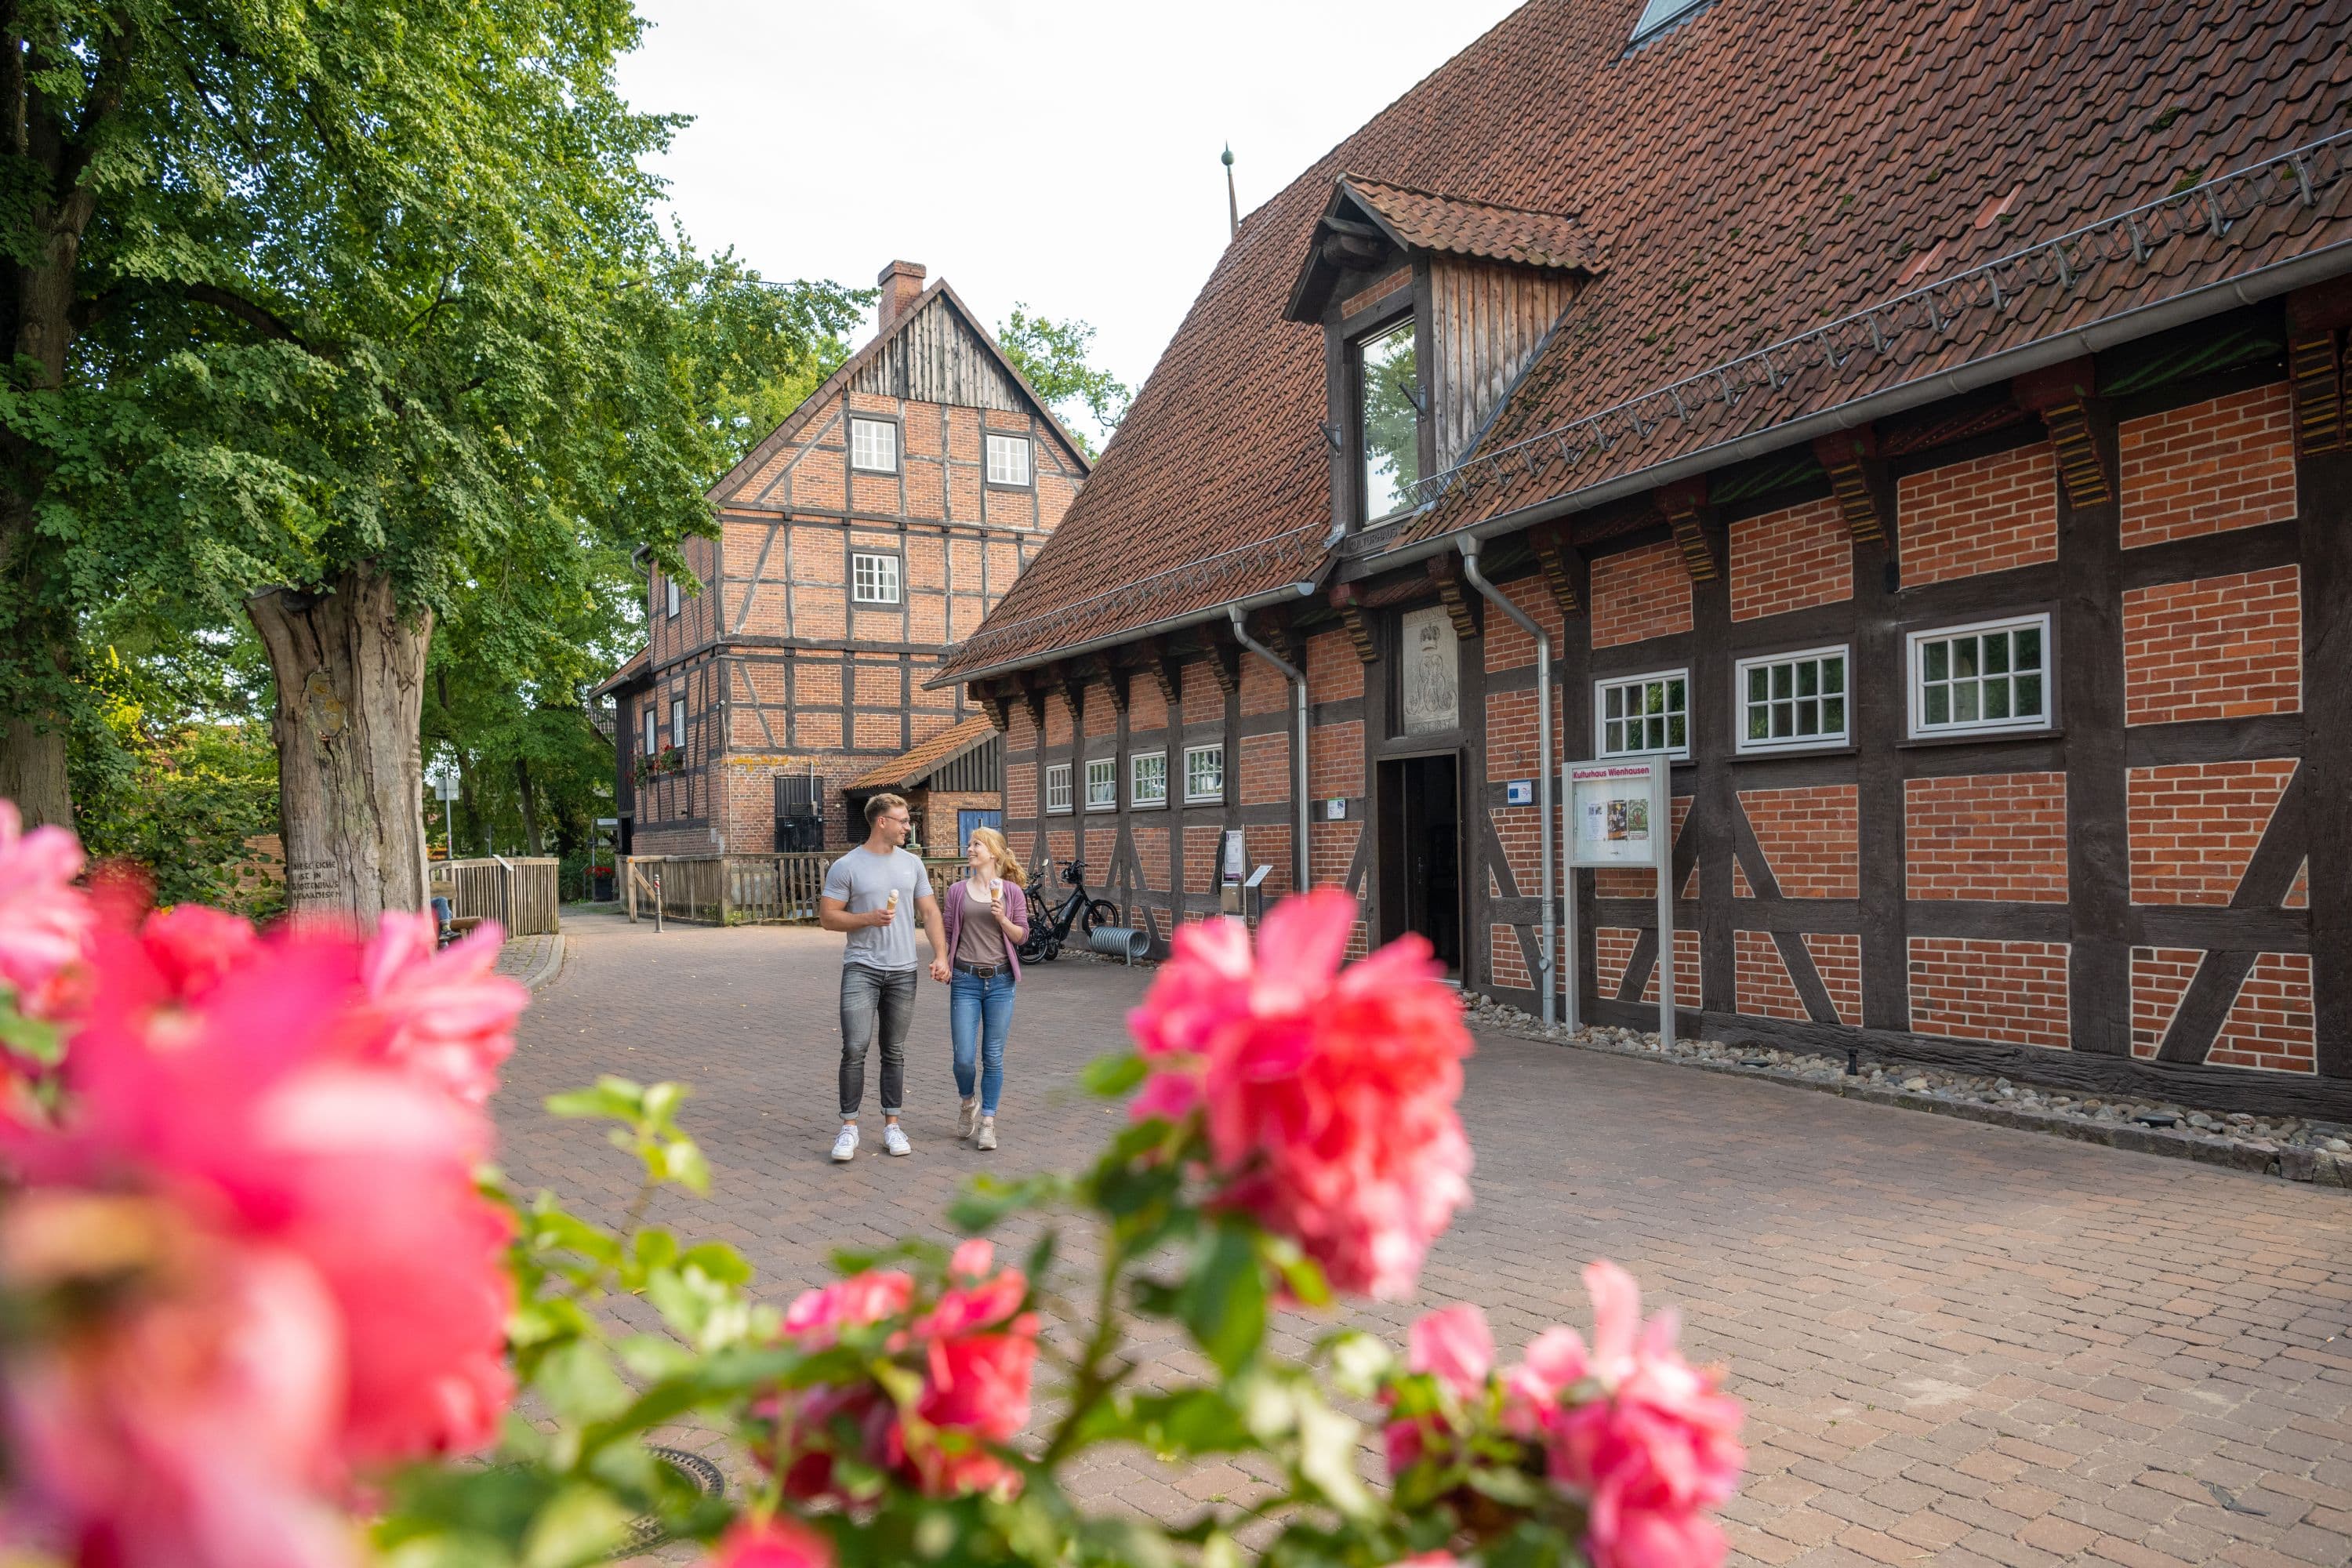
<box><xmin>1595</xmin><ymin>613</ymin><xmax>2053</xmax><ymax>760</ymax></box>
<box><xmin>848</xmin><ymin>417</ymin><xmax>1033</xmax><ymax>488</ymax></box>
<box><xmin>1045</xmin><ymin>745</ymin><xmax>1225</xmax><ymax>814</ymax></box>
<box><xmin>638</xmin><ymin>698</ymin><xmax>689</xmax><ymax>758</ymax></box>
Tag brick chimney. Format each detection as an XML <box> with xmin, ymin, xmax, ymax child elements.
<box><xmin>876</xmin><ymin>260</ymin><xmax>927</xmax><ymax>330</ymax></box>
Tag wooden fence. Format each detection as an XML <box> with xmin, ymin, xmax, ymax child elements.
<box><xmin>431</xmin><ymin>856</ymin><xmax>561</xmax><ymax>936</ymax></box>
<box><xmin>622</xmin><ymin>854</ymin><xmax>964</xmax><ymax>926</ymax></box>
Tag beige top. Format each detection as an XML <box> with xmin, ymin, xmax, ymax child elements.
<box><xmin>953</xmin><ymin>879</ymin><xmax>1009</xmax><ymax>969</ymax></box>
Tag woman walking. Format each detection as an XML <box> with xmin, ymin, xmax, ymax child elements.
<box><xmin>944</xmin><ymin>826</ymin><xmax>1029</xmax><ymax>1151</ymax></box>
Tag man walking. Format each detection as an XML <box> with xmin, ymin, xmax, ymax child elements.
<box><xmin>817</xmin><ymin>793</ymin><xmax>950</xmax><ymax>1161</ymax></box>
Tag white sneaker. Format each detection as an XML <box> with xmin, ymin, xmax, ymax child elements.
<box><xmin>830</xmin><ymin>1124</ymin><xmax>858</xmax><ymax>1163</ymax></box>
<box><xmin>975</xmin><ymin>1117</ymin><xmax>996</xmax><ymax>1152</ymax></box>
<box><xmin>958</xmin><ymin>1096</ymin><xmax>981</xmax><ymax>1140</ymax></box>
<box><xmin>884</xmin><ymin>1123</ymin><xmax>913</xmax><ymax>1156</ymax></box>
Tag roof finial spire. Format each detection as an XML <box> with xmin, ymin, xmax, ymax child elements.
<box><xmin>1222</xmin><ymin>144</ymin><xmax>1239</xmax><ymax>242</ymax></box>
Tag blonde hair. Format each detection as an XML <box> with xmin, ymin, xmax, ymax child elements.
<box><xmin>966</xmin><ymin>826</ymin><xmax>1024</xmax><ymax>887</ymax></box>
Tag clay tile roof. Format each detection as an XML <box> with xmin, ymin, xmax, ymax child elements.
<box><xmin>846</xmin><ymin>716</ymin><xmax>1000</xmax><ymax>793</ymax></box>
<box><xmin>590</xmin><ymin>645</ymin><xmax>650</xmax><ymax>699</ymax></box>
<box><xmin>1340</xmin><ymin>176</ymin><xmax>1599</xmax><ymax>274</ymax></box>
<box><xmin>938</xmin><ymin>0</ymin><xmax>2352</xmax><ymax>685</ymax></box>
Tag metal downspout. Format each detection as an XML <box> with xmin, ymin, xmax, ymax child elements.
<box><xmin>1227</xmin><ymin>607</ymin><xmax>1312</xmax><ymax>897</ymax></box>
<box><xmin>1457</xmin><ymin>538</ymin><xmax>1557</xmax><ymax>1027</ymax></box>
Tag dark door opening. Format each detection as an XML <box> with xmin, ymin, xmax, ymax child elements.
<box><xmin>1377</xmin><ymin>753</ymin><xmax>1462</xmax><ymax>974</ymax></box>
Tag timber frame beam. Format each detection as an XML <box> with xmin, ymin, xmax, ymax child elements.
<box><xmin>1327</xmin><ymin>581</ymin><xmax>1381</xmax><ymax>663</ymax></box>
<box><xmin>1528</xmin><ymin>523</ymin><xmax>1583</xmax><ymax>616</ymax></box>
<box><xmin>1426</xmin><ymin>553</ymin><xmax>1483</xmax><ymax>639</ymax></box>
<box><xmin>1810</xmin><ymin>426</ymin><xmax>1889</xmax><ymax>543</ymax></box>
<box><xmin>2288</xmin><ymin>279</ymin><xmax>2352</xmax><ymax>455</ymax></box>
<box><xmin>1654</xmin><ymin>477</ymin><xmax>1721</xmax><ymax>580</ymax></box>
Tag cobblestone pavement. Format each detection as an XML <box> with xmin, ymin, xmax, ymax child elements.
<box><xmin>497</xmin><ymin>912</ymin><xmax>2352</xmax><ymax>1568</ymax></box>
<box><xmin>492</xmin><ymin>930</ymin><xmax>567</xmax><ymax>993</ymax></box>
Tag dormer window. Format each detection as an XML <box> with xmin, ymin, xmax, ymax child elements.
<box><xmin>1628</xmin><ymin>0</ymin><xmax>1711</xmax><ymax>45</ymax></box>
<box><xmin>1286</xmin><ymin>175</ymin><xmax>1599</xmax><ymax>532</ymax></box>
<box><xmin>1358</xmin><ymin>318</ymin><xmax>1421</xmax><ymax>521</ymax></box>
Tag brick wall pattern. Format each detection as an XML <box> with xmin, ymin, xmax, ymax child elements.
<box><xmin>1730</xmin><ymin>499</ymin><xmax>1852</xmax><ymax>622</ymax></box>
<box><xmin>2117</xmin><ymin>383</ymin><xmax>2297</xmax><ymax>548</ymax></box>
<box><xmin>1895</xmin><ymin>443</ymin><xmax>2057</xmax><ymax>587</ymax></box>
<box><xmin>1908</xmin><ymin>938</ymin><xmax>2071</xmax><ymax>1049</ymax></box>
<box><xmin>2125</xmin><ymin>759</ymin><xmax>2296</xmax><ymax>905</ymax></box>
<box><xmin>1904</xmin><ymin>773</ymin><xmax>2069</xmax><ymax>902</ymax></box>
<box><xmin>2121</xmin><ymin>565</ymin><xmax>2301</xmax><ymax>725</ymax></box>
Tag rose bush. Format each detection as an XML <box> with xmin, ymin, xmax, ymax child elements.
<box><xmin>0</xmin><ymin>802</ymin><xmax>1743</xmax><ymax>1568</ymax></box>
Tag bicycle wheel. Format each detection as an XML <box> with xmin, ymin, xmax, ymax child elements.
<box><xmin>1082</xmin><ymin>899</ymin><xmax>1120</xmax><ymax>933</ymax></box>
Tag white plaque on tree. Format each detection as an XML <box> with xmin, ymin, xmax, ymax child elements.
<box><xmin>1399</xmin><ymin>605</ymin><xmax>1460</xmax><ymax>735</ymax></box>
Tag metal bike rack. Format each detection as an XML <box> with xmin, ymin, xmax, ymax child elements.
<box><xmin>1089</xmin><ymin>926</ymin><xmax>1150</xmax><ymax>965</ymax></box>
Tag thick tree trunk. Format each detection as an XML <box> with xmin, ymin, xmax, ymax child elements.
<box><xmin>515</xmin><ymin>757</ymin><xmax>543</xmax><ymax>855</ymax></box>
<box><xmin>246</xmin><ymin>568</ymin><xmax>433</xmax><ymax>920</ymax></box>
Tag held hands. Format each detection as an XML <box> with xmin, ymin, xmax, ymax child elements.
<box><xmin>928</xmin><ymin>957</ymin><xmax>952</xmax><ymax>983</ymax></box>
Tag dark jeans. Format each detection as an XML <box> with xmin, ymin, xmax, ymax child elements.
<box><xmin>840</xmin><ymin>963</ymin><xmax>916</xmax><ymax>1120</ymax></box>
<box><xmin>949</xmin><ymin>967</ymin><xmax>1017</xmax><ymax>1115</ymax></box>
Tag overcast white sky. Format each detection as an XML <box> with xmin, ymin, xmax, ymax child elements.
<box><xmin>614</xmin><ymin>1</ymin><xmax>1523</xmax><ymax>421</ymax></box>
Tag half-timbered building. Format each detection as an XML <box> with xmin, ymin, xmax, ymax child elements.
<box><xmin>601</xmin><ymin>261</ymin><xmax>1089</xmax><ymax>855</ymax></box>
<box><xmin>936</xmin><ymin>0</ymin><xmax>2352</xmax><ymax>1116</ymax></box>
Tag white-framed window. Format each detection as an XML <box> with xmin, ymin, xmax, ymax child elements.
<box><xmin>1735</xmin><ymin>645</ymin><xmax>1849</xmax><ymax>754</ymax></box>
<box><xmin>1084</xmin><ymin>757</ymin><xmax>1116</xmax><ymax>811</ymax></box>
<box><xmin>1131</xmin><ymin>751</ymin><xmax>1167</xmax><ymax>807</ymax></box>
<box><xmin>849</xmin><ymin>417</ymin><xmax>898</xmax><ymax>473</ymax></box>
<box><xmin>665</xmin><ymin>573</ymin><xmax>680</xmax><ymax>618</ymax></box>
<box><xmin>1908</xmin><ymin>614</ymin><xmax>2051</xmax><ymax>737</ymax></box>
<box><xmin>1184</xmin><ymin>743</ymin><xmax>1225</xmax><ymax>803</ymax></box>
<box><xmin>1596</xmin><ymin>669</ymin><xmax>1690</xmax><ymax>758</ymax></box>
<box><xmin>851</xmin><ymin>552</ymin><xmax>902</xmax><ymax>605</ymax></box>
<box><xmin>1045</xmin><ymin>763</ymin><xmax>1072</xmax><ymax>815</ymax></box>
<box><xmin>670</xmin><ymin>699</ymin><xmax>685</xmax><ymax>749</ymax></box>
<box><xmin>985</xmin><ymin>434</ymin><xmax>1033</xmax><ymax>487</ymax></box>
<box><xmin>641</xmin><ymin>706</ymin><xmax>656</xmax><ymax>757</ymax></box>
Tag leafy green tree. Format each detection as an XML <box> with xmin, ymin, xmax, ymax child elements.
<box><xmin>0</xmin><ymin>0</ymin><xmax>855</xmax><ymax>917</ymax></box>
<box><xmin>69</xmin><ymin>632</ymin><xmax>282</xmax><ymax>915</ymax></box>
<box><xmin>996</xmin><ymin>303</ymin><xmax>1131</xmax><ymax>457</ymax></box>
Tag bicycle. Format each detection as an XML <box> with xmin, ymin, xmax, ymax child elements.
<box><xmin>1016</xmin><ymin>858</ymin><xmax>1120</xmax><ymax>963</ymax></box>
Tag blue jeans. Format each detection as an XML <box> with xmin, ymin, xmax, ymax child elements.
<box><xmin>949</xmin><ymin>967</ymin><xmax>1017</xmax><ymax>1115</ymax></box>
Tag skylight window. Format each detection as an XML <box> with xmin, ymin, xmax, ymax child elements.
<box><xmin>1628</xmin><ymin>0</ymin><xmax>1710</xmax><ymax>45</ymax></box>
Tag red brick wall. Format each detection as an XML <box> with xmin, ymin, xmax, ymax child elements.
<box><xmin>1907</xmin><ymin>938</ymin><xmax>2071</xmax><ymax>1048</ymax></box>
<box><xmin>1738</xmin><ymin>785</ymin><xmax>1859</xmax><ymax>898</ymax></box>
<box><xmin>1127</xmin><ymin>673</ymin><xmax>1169</xmax><ymax>733</ymax></box>
<box><xmin>1132</xmin><ymin>825</ymin><xmax>1171</xmax><ymax>895</ymax></box>
<box><xmin>1904</xmin><ymin>773</ymin><xmax>2069</xmax><ymax>902</ymax></box>
<box><xmin>2121</xmin><ymin>565</ymin><xmax>2302</xmax><ymax>725</ymax></box>
<box><xmin>1182</xmin><ymin>826</ymin><xmax>1220</xmax><ymax>901</ymax></box>
<box><xmin>1491</xmin><ymin>924</ymin><xmax>1531</xmax><ymax>989</ymax></box>
<box><xmin>1044</xmin><ymin>693</ymin><xmax>1074</xmax><ymax>747</ymax></box>
<box><xmin>1590</xmin><ymin>541</ymin><xmax>1693</xmax><ymax>648</ymax></box>
<box><xmin>2285</xmin><ymin>859</ymin><xmax>2308</xmax><ymax>909</ymax></box>
<box><xmin>1638</xmin><ymin>929</ymin><xmax>1703</xmax><ymax>1008</ymax></box>
<box><xmin>1803</xmin><ymin>933</ymin><xmax>1862</xmax><ymax>1026</ymax></box>
<box><xmin>1312</xmin><ymin>719</ymin><xmax>1365</xmax><ymax>800</ymax></box>
<box><xmin>1730</xmin><ymin>498</ymin><xmax>1851</xmax><ymax>622</ymax></box>
<box><xmin>1244</xmin><ymin>825</ymin><xmax>1293</xmax><ymax>898</ymax></box>
<box><xmin>1481</xmin><ymin>573</ymin><xmax>1566</xmax><ymax>671</ymax></box>
<box><xmin>1240</xmin><ymin>731</ymin><xmax>1290</xmax><ymax>806</ymax></box>
<box><xmin>1239</xmin><ymin>655</ymin><xmax>1288</xmax><ymax>716</ymax></box>
<box><xmin>1306</xmin><ymin>630</ymin><xmax>1367</xmax><ymax>701</ymax></box>
<box><xmin>2118</xmin><ymin>383</ymin><xmax>2297</xmax><ymax>549</ymax></box>
<box><xmin>2125</xmin><ymin>759</ymin><xmax>2296</xmax><ymax>905</ymax></box>
<box><xmin>1311</xmin><ymin>820</ymin><xmax>1359</xmax><ymax>894</ymax></box>
<box><xmin>1734</xmin><ymin>929</ymin><xmax>1809</xmax><ymax>1021</ymax></box>
<box><xmin>2129</xmin><ymin>946</ymin><xmax>2198</xmax><ymax>1058</ymax></box>
<box><xmin>1895</xmin><ymin>443</ymin><xmax>2057</xmax><ymax>587</ymax></box>
<box><xmin>1181</xmin><ymin>660</ymin><xmax>1225</xmax><ymax>726</ymax></box>
<box><xmin>1595</xmin><ymin>927</ymin><xmax>1640</xmax><ymax>1000</ymax></box>
<box><xmin>1081</xmin><ymin>681</ymin><xmax>1118</xmax><ymax>738</ymax></box>
<box><xmin>2208</xmin><ymin>953</ymin><xmax>2316</xmax><ymax>1073</ymax></box>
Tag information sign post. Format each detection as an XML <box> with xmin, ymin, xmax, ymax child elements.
<box><xmin>1563</xmin><ymin>755</ymin><xmax>1675</xmax><ymax>1050</ymax></box>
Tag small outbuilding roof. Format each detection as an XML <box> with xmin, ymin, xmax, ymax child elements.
<box><xmin>845</xmin><ymin>716</ymin><xmax>1000</xmax><ymax>793</ymax></box>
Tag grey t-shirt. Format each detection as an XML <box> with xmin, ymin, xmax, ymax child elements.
<box><xmin>822</xmin><ymin>846</ymin><xmax>935</xmax><ymax>971</ymax></box>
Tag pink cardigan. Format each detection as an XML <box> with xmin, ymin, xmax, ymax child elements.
<box><xmin>941</xmin><ymin>878</ymin><xmax>1029</xmax><ymax>981</ymax></box>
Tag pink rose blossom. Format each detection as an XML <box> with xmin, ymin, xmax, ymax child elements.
<box><xmin>761</xmin><ymin>1249</ymin><xmax>1039</xmax><ymax>1504</ymax></box>
<box><xmin>1125</xmin><ymin>889</ymin><xmax>1473</xmax><ymax>1298</ymax></box>
<box><xmin>1520</xmin><ymin>1262</ymin><xmax>1744</xmax><ymax>1568</ymax></box>
<box><xmin>0</xmin><ymin>798</ymin><xmax>92</xmax><ymax>1013</ymax></box>
<box><xmin>4</xmin><ymin>909</ymin><xmax>517</xmax><ymax>1478</ymax></box>
<box><xmin>0</xmin><ymin>1192</ymin><xmax>358</xmax><ymax>1568</ymax></box>
<box><xmin>704</xmin><ymin>1514</ymin><xmax>833</xmax><ymax>1568</ymax></box>
<box><xmin>357</xmin><ymin>912</ymin><xmax>526</xmax><ymax>1107</ymax></box>
<box><xmin>1410</xmin><ymin>1302</ymin><xmax>1495</xmax><ymax>1397</ymax></box>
